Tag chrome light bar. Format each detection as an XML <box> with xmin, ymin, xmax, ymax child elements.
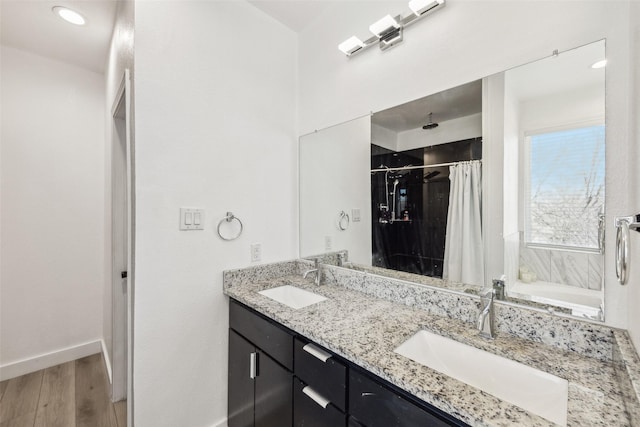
<box><xmin>338</xmin><ymin>0</ymin><xmax>445</xmax><ymax>57</ymax></box>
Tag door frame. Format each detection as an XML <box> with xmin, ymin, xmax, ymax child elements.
<box><xmin>110</xmin><ymin>68</ymin><xmax>134</xmax><ymax>422</ymax></box>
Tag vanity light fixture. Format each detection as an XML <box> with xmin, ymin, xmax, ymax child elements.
<box><xmin>369</xmin><ymin>15</ymin><xmax>403</xmax><ymax>48</ymax></box>
<box><xmin>409</xmin><ymin>0</ymin><xmax>445</xmax><ymax>16</ymax></box>
<box><xmin>591</xmin><ymin>59</ymin><xmax>607</xmax><ymax>69</ymax></box>
<box><xmin>52</xmin><ymin>6</ymin><xmax>86</xmax><ymax>26</ymax></box>
<box><xmin>338</xmin><ymin>36</ymin><xmax>366</xmax><ymax>56</ymax></box>
<box><xmin>338</xmin><ymin>0</ymin><xmax>445</xmax><ymax>57</ymax></box>
<box><xmin>369</xmin><ymin>15</ymin><xmax>400</xmax><ymax>37</ymax></box>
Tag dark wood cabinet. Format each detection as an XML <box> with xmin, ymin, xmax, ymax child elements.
<box><xmin>255</xmin><ymin>349</ymin><xmax>292</xmax><ymax>427</ymax></box>
<box><xmin>230</xmin><ymin>299</ymin><xmax>293</xmax><ymax>370</ymax></box>
<box><xmin>294</xmin><ymin>337</ymin><xmax>347</xmax><ymax>412</ymax></box>
<box><xmin>349</xmin><ymin>369</ymin><xmax>464</xmax><ymax>427</ymax></box>
<box><xmin>293</xmin><ymin>378</ymin><xmax>346</xmax><ymax>427</ymax></box>
<box><xmin>228</xmin><ymin>330</ymin><xmax>256</xmax><ymax>427</ymax></box>
<box><xmin>228</xmin><ymin>301</ymin><xmax>293</xmax><ymax>427</ymax></box>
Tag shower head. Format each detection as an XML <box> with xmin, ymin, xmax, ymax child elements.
<box><xmin>422</xmin><ymin>112</ymin><xmax>439</xmax><ymax>130</ymax></box>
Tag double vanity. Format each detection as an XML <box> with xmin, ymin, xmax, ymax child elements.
<box><xmin>223</xmin><ymin>258</ymin><xmax>640</xmax><ymax>426</ymax></box>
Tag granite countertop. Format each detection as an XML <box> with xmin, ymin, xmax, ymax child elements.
<box><xmin>223</xmin><ymin>272</ymin><xmax>631</xmax><ymax>427</ymax></box>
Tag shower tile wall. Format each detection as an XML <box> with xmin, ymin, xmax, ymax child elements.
<box><xmin>550</xmin><ymin>251</ymin><xmax>588</xmax><ymax>286</ymax></box>
<box><xmin>588</xmin><ymin>253</ymin><xmax>603</xmax><ymax>290</ymax></box>
<box><xmin>519</xmin><ymin>243</ymin><xmax>603</xmax><ymax>290</ymax></box>
<box><xmin>371</xmin><ymin>137</ymin><xmax>481</xmax><ymax>279</ymax></box>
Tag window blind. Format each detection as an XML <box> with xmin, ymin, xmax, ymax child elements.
<box><xmin>524</xmin><ymin>125</ymin><xmax>605</xmax><ymax>250</ymax></box>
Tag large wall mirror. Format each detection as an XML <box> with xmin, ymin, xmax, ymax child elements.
<box><xmin>299</xmin><ymin>39</ymin><xmax>606</xmax><ymax>321</ymax></box>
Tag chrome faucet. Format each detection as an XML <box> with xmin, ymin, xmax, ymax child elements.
<box><xmin>492</xmin><ymin>278</ymin><xmax>505</xmax><ymax>300</ymax></box>
<box><xmin>303</xmin><ymin>258</ymin><xmax>321</xmax><ymax>285</ymax></box>
<box><xmin>337</xmin><ymin>251</ymin><xmax>347</xmax><ymax>267</ymax></box>
<box><xmin>477</xmin><ymin>289</ymin><xmax>495</xmax><ymax>339</ymax></box>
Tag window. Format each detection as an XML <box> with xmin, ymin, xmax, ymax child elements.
<box><xmin>524</xmin><ymin>124</ymin><xmax>605</xmax><ymax>251</ymax></box>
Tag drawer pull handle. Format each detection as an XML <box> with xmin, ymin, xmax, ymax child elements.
<box><xmin>302</xmin><ymin>385</ymin><xmax>330</xmax><ymax>408</ymax></box>
<box><xmin>249</xmin><ymin>352</ymin><xmax>257</xmax><ymax>379</ymax></box>
<box><xmin>302</xmin><ymin>343</ymin><xmax>332</xmax><ymax>362</ymax></box>
<box><xmin>361</xmin><ymin>392</ymin><xmax>376</xmax><ymax>397</ymax></box>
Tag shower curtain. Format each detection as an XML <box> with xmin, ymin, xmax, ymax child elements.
<box><xmin>443</xmin><ymin>160</ymin><xmax>484</xmax><ymax>286</ymax></box>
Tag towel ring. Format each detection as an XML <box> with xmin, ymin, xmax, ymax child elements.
<box><xmin>614</xmin><ymin>215</ymin><xmax>640</xmax><ymax>285</ymax></box>
<box><xmin>616</xmin><ymin>220</ymin><xmax>629</xmax><ymax>285</ymax></box>
<box><xmin>217</xmin><ymin>212</ymin><xmax>243</xmax><ymax>241</ymax></box>
<box><xmin>338</xmin><ymin>210</ymin><xmax>350</xmax><ymax>231</ymax></box>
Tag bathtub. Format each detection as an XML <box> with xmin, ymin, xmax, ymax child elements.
<box><xmin>507</xmin><ymin>280</ymin><xmax>603</xmax><ymax>320</ymax></box>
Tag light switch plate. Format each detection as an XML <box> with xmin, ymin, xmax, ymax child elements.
<box><xmin>180</xmin><ymin>208</ymin><xmax>205</xmax><ymax>230</ymax></box>
<box><xmin>352</xmin><ymin>208</ymin><xmax>361</xmax><ymax>222</ymax></box>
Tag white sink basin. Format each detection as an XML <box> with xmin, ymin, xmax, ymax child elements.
<box><xmin>258</xmin><ymin>285</ymin><xmax>327</xmax><ymax>310</ymax></box>
<box><xmin>394</xmin><ymin>330</ymin><xmax>568</xmax><ymax>426</ymax></box>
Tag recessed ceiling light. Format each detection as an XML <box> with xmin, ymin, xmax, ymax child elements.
<box><xmin>591</xmin><ymin>59</ymin><xmax>607</xmax><ymax>69</ymax></box>
<box><xmin>52</xmin><ymin>6</ymin><xmax>86</xmax><ymax>26</ymax></box>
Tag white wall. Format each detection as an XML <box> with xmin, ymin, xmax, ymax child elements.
<box><xmin>519</xmin><ymin>84</ymin><xmax>605</xmax><ymax>132</ymax></box>
<box><xmin>300</xmin><ymin>116</ymin><xmax>372</xmax><ymax>264</ymax></box>
<box><xmin>298</xmin><ymin>0</ymin><xmax>634</xmax><ymax>329</ymax></box>
<box><xmin>628</xmin><ymin>1</ymin><xmax>640</xmax><ymax>350</ymax></box>
<box><xmin>0</xmin><ymin>47</ymin><xmax>105</xmax><ymax>378</ymax></box>
<box><xmin>482</xmin><ymin>74</ymin><xmax>506</xmax><ymax>288</ymax></box>
<box><xmin>503</xmin><ymin>76</ymin><xmax>519</xmax><ymax>238</ymax></box>
<box><xmin>133</xmin><ymin>1</ymin><xmax>297</xmax><ymax>425</ymax></box>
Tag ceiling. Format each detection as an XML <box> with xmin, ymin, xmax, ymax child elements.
<box><xmin>0</xmin><ymin>0</ymin><xmax>327</xmax><ymax>74</ymax></box>
<box><xmin>372</xmin><ymin>80</ymin><xmax>483</xmax><ymax>133</ymax></box>
<box><xmin>247</xmin><ymin>0</ymin><xmax>334</xmax><ymax>33</ymax></box>
<box><xmin>0</xmin><ymin>0</ymin><xmax>117</xmax><ymax>73</ymax></box>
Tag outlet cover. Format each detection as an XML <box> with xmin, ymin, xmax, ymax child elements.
<box><xmin>250</xmin><ymin>243</ymin><xmax>262</xmax><ymax>262</ymax></box>
<box><xmin>324</xmin><ymin>236</ymin><xmax>332</xmax><ymax>251</ymax></box>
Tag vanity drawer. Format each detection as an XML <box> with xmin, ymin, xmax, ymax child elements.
<box><xmin>294</xmin><ymin>377</ymin><xmax>346</xmax><ymax>427</ymax></box>
<box><xmin>229</xmin><ymin>300</ymin><xmax>293</xmax><ymax>370</ymax></box>
<box><xmin>349</xmin><ymin>369</ymin><xmax>456</xmax><ymax>427</ymax></box>
<box><xmin>294</xmin><ymin>337</ymin><xmax>347</xmax><ymax>411</ymax></box>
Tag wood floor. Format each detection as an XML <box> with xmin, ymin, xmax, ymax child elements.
<box><xmin>0</xmin><ymin>353</ymin><xmax>126</xmax><ymax>427</ymax></box>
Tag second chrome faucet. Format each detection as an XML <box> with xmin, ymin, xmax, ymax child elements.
<box><xmin>303</xmin><ymin>258</ymin><xmax>322</xmax><ymax>286</ymax></box>
<box><xmin>477</xmin><ymin>288</ymin><xmax>495</xmax><ymax>339</ymax></box>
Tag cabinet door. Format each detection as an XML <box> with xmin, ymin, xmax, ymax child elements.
<box><xmin>229</xmin><ymin>330</ymin><xmax>256</xmax><ymax>427</ymax></box>
<box><xmin>349</xmin><ymin>370</ymin><xmax>455</xmax><ymax>427</ymax></box>
<box><xmin>230</xmin><ymin>300</ymin><xmax>294</xmax><ymax>370</ymax></box>
<box><xmin>255</xmin><ymin>350</ymin><xmax>293</xmax><ymax>427</ymax></box>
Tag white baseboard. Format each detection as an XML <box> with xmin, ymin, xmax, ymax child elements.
<box><xmin>101</xmin><ymin>339</ymin><xmax>113</xmax><ymax>384</ymax></box>
<box><xmin>0</xmin><ymin>340</ymin><xmax>102</xmax><ymax>381</ymax></box>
